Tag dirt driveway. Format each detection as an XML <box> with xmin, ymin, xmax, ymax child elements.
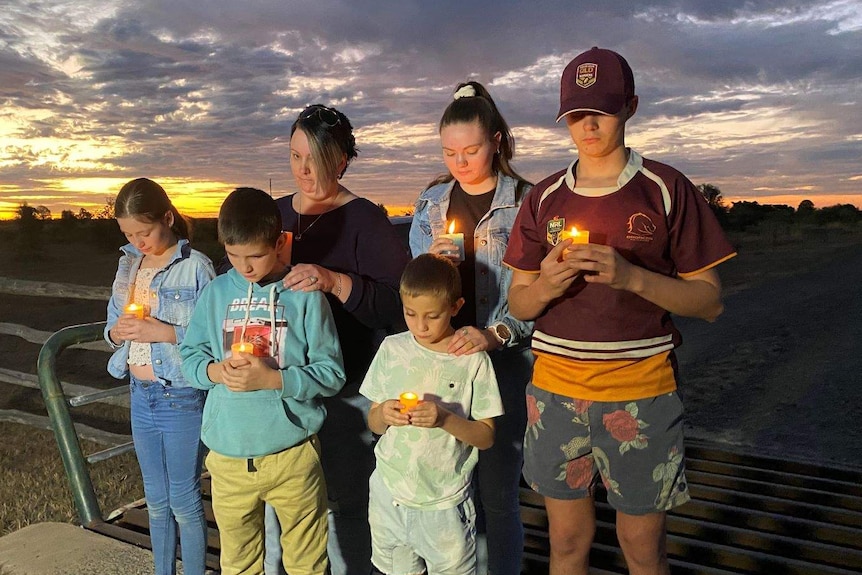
<box><xmin>676</xmin><ymin>243</ymin><xmax>862</xmax><ymax>468</ymax></box>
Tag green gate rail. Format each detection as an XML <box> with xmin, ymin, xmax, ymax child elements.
<box><xmin>37</xmin><ymin>321</ymin><xmax>110</xmax><ymax>528</ymax></box>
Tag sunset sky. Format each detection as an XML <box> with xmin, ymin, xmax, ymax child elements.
<box><xmin>2</xmin><ymin>0</ymin><xmax>861</xmax><ymax>220</ymax></box>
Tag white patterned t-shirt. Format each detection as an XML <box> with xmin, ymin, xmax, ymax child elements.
<box><xmin>360</xmin><ymin>331</ymin><xmax>503</xmax><ymax>509</ymax></box>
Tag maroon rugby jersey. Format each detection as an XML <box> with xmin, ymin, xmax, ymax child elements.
<box><xmin>504</xmin><ymin>149</ymin><xmax>736</xmax><ymax>363</ymax></box>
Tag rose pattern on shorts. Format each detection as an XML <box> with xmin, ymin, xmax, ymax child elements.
<box><xmin>526</xmin><ymin>393</ymin><xmax>545</xmax><ymax>440</ymax></box>
<box><xmin>563</xmin><ymin>398</ymin><xmax>593</xmax><ymax>426</ymax></box>
<box><xmin>557</xmin><ymin>455</ymin><xmax>593</xmax><ymax>489</ymax></box>
<box><xmin>652</xmin><ymin>446</ymin><xmax>689</xmax><ymax>510</ymax></box>
<box><xmin>603</xmin><ymin>402</ymin><xmax>649</xmax><ymax>455</ymax></box>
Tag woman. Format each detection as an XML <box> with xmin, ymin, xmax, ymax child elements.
<box><xmin>268</xmin><ymin>104</ymin><xmax>410</xmax><ymax>575</ymax></box>
<box><xmin>409</xmin><ymin>81</ymin><xmax>534</xmax><ymax>575</ymax></box>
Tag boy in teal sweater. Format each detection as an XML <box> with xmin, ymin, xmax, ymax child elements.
<box><xmin>180</xmin><ymin>187</ymin><xmax>345</xmax><ymax>575</ymax></box>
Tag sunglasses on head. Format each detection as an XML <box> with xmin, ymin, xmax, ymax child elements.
<box><xmin>299</xmin><ymin>105</ymin><xmax>341</xmax><ymax>127</ymax></box>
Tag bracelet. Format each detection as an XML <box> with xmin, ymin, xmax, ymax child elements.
<box><xmin>334</xmin><ymin>273</ymin><xmax>343</xmax><ymax>298</ymax></box>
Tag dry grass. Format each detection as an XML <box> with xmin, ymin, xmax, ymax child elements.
<box><xmin>720</xmin><ymin>222</ymin><xmax>862</xmax><ymax>295</ymax></box>
<box><xmin>0</xmin><ymin>422</ymin><xmax>143</xmax><ymax>536</ymax></box>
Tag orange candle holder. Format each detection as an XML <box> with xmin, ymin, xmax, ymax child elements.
<box><xmin>399</xmin><ymin>392</ymin><xmax>420</xmax><ymax>413</ymax></box>
<box><xmin>231</xmin><ymin>341</ymin><xmax>254</xmax><ymax>355</ymax></box>
<box><xmin>124</xmin><ymin>303</ymin><xmax>145</xmax><ymax>319</ymax></box>
<box><xmin>560</xmin><ymin>226</ymin><xmax>590</xmax><ymax>246</ymax></box>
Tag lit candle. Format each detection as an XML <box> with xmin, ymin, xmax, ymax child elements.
<box><xmin>439</xmin><ymin>220</ymin><xmax>465</xmax><ymax>262</ymax></box>
<box><xmin>560</xmin><ymin>226</ymin><xmax>590</xmax><ymax>246</ymax></box>
<box><xmin>278</xmin><ymin>231</ymin><xmax>293</xmax><ymax>267</ymax></box>
<box><xmin>231</xmin><ymin>341</ymin><xmax>254</xmax><ymax>355</ymax></box>
<box><xmin>399</xmin><ymin>392</ymin><xmax>420</xmax><ymax>413</ymax></box>
<box><xmin>124</xmin><ymin>303</ymin><xmax>145</xmax><ymax>319</ymax></box>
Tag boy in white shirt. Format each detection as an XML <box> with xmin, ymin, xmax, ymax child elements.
<box><xmin>360</xmin><ymin>253</ymin><xmax>504</xmax><ymax>575</ymax></box>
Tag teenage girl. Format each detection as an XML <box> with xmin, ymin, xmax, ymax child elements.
<box><xmin>105</xmin><ymin>178</ymin><xmax>215</xmax><ymax>575</ymax></box>
<box><xmin>409</xmin><ymin>81</ymin><xmax>534</xmax><ymax>575</ymax></box>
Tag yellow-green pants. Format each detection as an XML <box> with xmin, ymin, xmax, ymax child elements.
<box><xmin>206</xmin><ymin>436</ymin><xmax>328</xmax><ymax>575</ymax></box>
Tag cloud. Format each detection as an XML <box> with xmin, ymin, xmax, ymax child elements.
<box><xmin>0</xmin><ymin>0</ymin><xmax>860</xmax><ymax>217</ymax></box>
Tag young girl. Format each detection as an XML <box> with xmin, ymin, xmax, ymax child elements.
<box><xmin>409</xmin><ymin>81</ymin><xmax>534</xmax><ymax>575</ymax></box>
<box><xmin>105</xmin><ymin>178</ymin><xmax>215</xmax><ymax>575</ymax></box>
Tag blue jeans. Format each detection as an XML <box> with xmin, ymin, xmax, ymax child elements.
<box><xmin>130</xmin><ymin>377</ymin><xmax>207</xmax><ymax>575</ymax></box>
<box><xmin>475</xmin><ymin>349</ymin><xmax>532</xmax><ymax>575</ymax></box>
<box><xmin>265</xmin><ymin>389</ymin><xmax>374</xmax><ymax>575</ymax></box>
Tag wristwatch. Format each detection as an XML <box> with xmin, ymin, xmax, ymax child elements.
<box><xmin>490</xmin><ymin>322</ymin><xmax>512</xmax><ymax>347</ymax></box>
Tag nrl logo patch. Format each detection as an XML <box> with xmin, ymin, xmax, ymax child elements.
<box><xmin>547</xmin><ymin>216</ymin><xmax>565</xmax><ymax>245</ymax></box>
<box><xmin>576</xmin><ymin>63</ymin><xmax>597</xmax><ymax>89</ymax></box>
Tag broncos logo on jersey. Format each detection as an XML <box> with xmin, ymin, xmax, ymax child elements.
<box><xmin>626</xmin><ymin>213</ymin><xmax>656</xmax><ymax>242</ymax></box>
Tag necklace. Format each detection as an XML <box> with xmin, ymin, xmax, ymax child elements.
<box><xmin>296</xmin><ymin>189</ymin><xmax>340</xmax><ymax>241</ymax></box>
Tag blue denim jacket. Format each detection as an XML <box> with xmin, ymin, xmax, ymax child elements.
<box><xmin>409</xmin><ymin>173</ymin><xmax>533</xmax><ymax>350</ymax></box>
<box><xmin>106</xmin><ymin>239</ymin><xmax>215</xmax><ymax>386</ymax></box>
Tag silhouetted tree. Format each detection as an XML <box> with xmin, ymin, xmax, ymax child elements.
<box><xmin>797</xmin><ymin>199</ymin><xmax>815</xmax><ymax>212</ymax></box>
<box><xmin>95</xmin><ymin>197</ymin><xmax>115</xmax><ymax>219</ymax></box>
<box><xmin>14</xmin><ymin>202</ymin><xmax>43</xmax><ymax>256</ymax></box>
<box><xmin>76</xmin><ymin>208</ymin><xmax>93</xmax><ymax>220</ymax></box>
<box><xmin>35</xmin><ymin>205</ymin><xmax>52</xmax><ymax>220</ymax></box>
<box><xmin>796</xmin><ymin>199</ymin><xmax>816</xmax><ymax>223</ymax></box>
<box><xmin>15</xmin><ymin>203</ymin><xmax>37</xmax><ymax>222</ymax></box>
<box><xmin>815</xmin><ymin>204</ymin><xmax>861</xmax><ymax>225</ymax></box>
<box><xmin>726</xmin><ymin>201</ymin><xmax>795</xmax><ymax>231</ymax></box>
<box><xmin>697</xmin><ymin>183</ymin><xmax>728</xmax><ymax>226</ymax></box>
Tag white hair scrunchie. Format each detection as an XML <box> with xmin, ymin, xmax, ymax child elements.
<box><xmin>453</xmin><ymin>85</ymin><xmax>476</xmax><ymax>100</ymax></box>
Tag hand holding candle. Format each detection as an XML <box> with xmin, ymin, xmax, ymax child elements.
<box><xmin>124</xmin><ymin>303</ymin><xmax>146</xmax><ymax>319</ymax></box>
<box><xmin>399</xmin><ymin>392</ymin><xmax>420</xmax><ymax>413</ymax></box>
<box><xmin>439</xmin><ymin>220</ymin><xmax>465</xmax><ymax>262</ymax></box>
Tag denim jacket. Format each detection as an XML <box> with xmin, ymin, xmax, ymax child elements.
<box><xmin>409</xmin><ymin>173</ymin><xmax>533</xmax><ymax>350</ymax></box>
<box><xmin>106</xmin><ymin>239</ymin><xmax>215</xmax><ymax>386</ymax></box>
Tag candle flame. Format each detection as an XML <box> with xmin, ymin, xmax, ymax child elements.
<box><xmin>570</xmin><ymin>226</ymin><xmax>579</xmax><ymax>235</ymax></box>
<box><xmin>447</xmin><ymin>220</ymin><xmax>456</xmax><ymax>234</ymax></box>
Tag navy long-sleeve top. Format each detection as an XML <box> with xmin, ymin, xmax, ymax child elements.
<box><xmin>277</xmin><ymin>195</ymin><xmax>411</xmax><ymax>387</ymax></box>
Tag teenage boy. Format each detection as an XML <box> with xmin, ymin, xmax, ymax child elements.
<box><xmin>180</xmin><ymin>187</ymin><xmax>346</xmax><ymax>575</ymax></box>
<box><xmin>504</xmin><ymin>47</ymin><xmax>737</xmax><ymax>575</ymax></box>
<box><xmin>360</xmin><ymin>253</ymin><xmax>504</xmax><ymax>575</ymax></box>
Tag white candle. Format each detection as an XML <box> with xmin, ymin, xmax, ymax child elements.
<box><xmin>439</xmin><ymin>220</ymin><xmax>465</xmax><ymax>262</ymax></box>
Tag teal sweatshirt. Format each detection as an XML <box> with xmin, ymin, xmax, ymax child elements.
<box><xmin>180</xmin><ymin>268</ymin><xmax>345</xmax><ymax>458</ymax></box>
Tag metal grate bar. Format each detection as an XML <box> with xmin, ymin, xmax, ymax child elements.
<box><xmin>85</xmin><ymin>441</ymin><xmax>135</xmax><ymax>464</ymax></box>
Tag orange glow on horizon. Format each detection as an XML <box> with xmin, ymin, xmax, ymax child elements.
<box><xmin>723</xmin><ymin>194</ymin><xmax>862</xmax><ymax>209</ymax></box>
<box><xmin>1</xmin><ymin>187</ymin><xmax>859</xmax><ymax>221</ymax></box>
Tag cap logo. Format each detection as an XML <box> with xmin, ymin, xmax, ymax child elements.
<box><xmin>576</xmin><ymin>63</ymin><xmax>597</xmax><ymax>88</ymax></box>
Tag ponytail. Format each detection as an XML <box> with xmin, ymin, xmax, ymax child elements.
<box><xmin>428</xmin><ymin>81</ymin><xmax>531</xmax><ymax>193</ymax></box>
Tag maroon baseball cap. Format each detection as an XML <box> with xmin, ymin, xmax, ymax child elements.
<box><xmin>556</xmin><ymin>47</ymin><xmax>635</xmax><ymax>122</ymax></box>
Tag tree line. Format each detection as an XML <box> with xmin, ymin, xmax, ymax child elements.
<box><xmin>696</xmin><ymin>184</ymin><xmax>859</xmax><ymax>230</ymax></box>
<box><xmin>13</xmin><ymin>184</ymin><xmax>862</xmax><ymax>232</ymax></box>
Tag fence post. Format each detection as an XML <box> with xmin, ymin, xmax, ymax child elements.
<box><xmin>37</xmin><ymin>322</ymin><xmax>108</xmax><ymax>527</ymax></box>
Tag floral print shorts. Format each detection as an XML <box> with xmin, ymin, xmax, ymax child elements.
<box><xmin>523</xmin><ymin>383</ymin><xmax>690</xmax><ymax>515</ymax></box>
